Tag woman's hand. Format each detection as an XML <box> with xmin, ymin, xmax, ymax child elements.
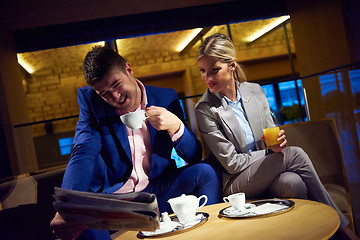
<box><xmin>50</xmin><ymin>212</ymin><xmax>87</xmax><ymax>240</ymax></box>
<box><xmin>261</xmin><ymin>129</ymin><xmax>287</xmax><ymax>153</ymax></box>
<box><xmin>145</xmin><ymin>106</ymin><xmax>181</xmax><ymax>134</ymax></box>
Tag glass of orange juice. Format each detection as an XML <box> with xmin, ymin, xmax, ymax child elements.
<box><xmin>263</xmin><ymin>127</ymin><xmax>281</xmax><ymax>147</ymax></box>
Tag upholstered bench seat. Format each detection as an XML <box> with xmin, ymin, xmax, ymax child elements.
<box><xmin>281</xmin><ymin>119</ymin><xmax>354</xmax><ymax>229</ymax></box>
<box><xmin>0</xmin><ymin>168</ymin><xmax>65</xmax><ymax>240</ymax></box>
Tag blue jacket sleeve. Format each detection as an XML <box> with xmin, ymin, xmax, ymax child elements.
<box><xmin>61</xmin><ymin>88</ymin><xmax>102</xmax><ymax>191</ymax></box>
<box><xmin>146</xmin><ymin>86</ymin><xmax>203</xmax><ymax>178</ymax></box>
<box><xmin>164</xmin><ymin>89</ymin><xmax>203</xmax><ymax>164</ymax></box>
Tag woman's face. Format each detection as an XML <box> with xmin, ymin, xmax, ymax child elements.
<box><xmin>197</xmin><ymin>56</ymin><xmax>235</xmax><ymax>96</ymax></box>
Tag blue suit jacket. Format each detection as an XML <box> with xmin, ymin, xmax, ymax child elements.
<box><xmin>61</xmin><ymin>85</ymin><xmax>202</xmax><ymax>193</ymax></box>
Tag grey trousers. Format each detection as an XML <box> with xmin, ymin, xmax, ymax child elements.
<box><xmin>224</xmin><ymin>146</ymin><xmax>349</xmax><ymax>228</ymax></box>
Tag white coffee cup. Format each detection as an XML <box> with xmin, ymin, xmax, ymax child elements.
<box><xmin>167</xmin><ymin>194</ymin><xmax>208</xmax><ymax>223</ymax></box>
<box><xmin>223</xmin><ymin>192</ymin><xmax>246</xmax><ymax>210</ymax></box>
<box><xmin>120</xmin><ymin>110</ymin><xmax>148</xmax><ymax>130</ymax></box>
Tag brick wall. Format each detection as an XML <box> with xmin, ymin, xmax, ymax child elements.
<box><xmin>26</xmin><ymin>66</ymin><xmax>84</xmax><ymax>136</ymax></box>
<box><xmin>24</xmin><ymin>21</ymin><xmax>294</xmax><ymax>137</ymax></box>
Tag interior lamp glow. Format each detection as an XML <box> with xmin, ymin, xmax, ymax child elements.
<box><xmin>17</xmin><ymin>54</ymin><xmax>35</xmax><ymax>74</ymax></box>
<box><xmin>246</xmin><ymin>15</ymin><xmax>290</xmax><ymax>43</ymax></box>
<box><xmin>175</xmin><ymin>28</ymin><xmax>203</xmax><ymax>52</ymax></box>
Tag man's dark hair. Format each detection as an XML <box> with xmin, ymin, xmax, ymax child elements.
<box><xmin>83</xmin><ymin>46</ymin><xmax>127</xmax><ymax>86</ymax></box>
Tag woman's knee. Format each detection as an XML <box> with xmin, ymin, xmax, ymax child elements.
<box><xmin>292</xmin><ymin>146</ymin><xmax>308</xmax><ymax>157</ymax></box>
<box><xmin>269</xmin><ymin>172</ymin><xmax>308</xmax><ymax>199</ymax></box>
<box><xmin>284</xmin><ymin>146</ymin><xmax>312</xmax><ymax>166</ymax></box>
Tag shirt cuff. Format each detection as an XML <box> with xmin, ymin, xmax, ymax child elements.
<box><xmin>169</xmin><ymin>122</ymin><xmax>184</xmax><ymax>142</ymax></box>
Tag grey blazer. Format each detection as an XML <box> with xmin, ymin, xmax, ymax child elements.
<box><xmin>195</xmin><ymin>81</ymin><xmax>275</xmax><ymax>190</ymax></box>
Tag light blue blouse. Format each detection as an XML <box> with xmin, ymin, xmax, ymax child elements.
<box><xmin>224</xmin><ymin>89</ymin><xmax>256</xmax><ymax>153</ymax></box>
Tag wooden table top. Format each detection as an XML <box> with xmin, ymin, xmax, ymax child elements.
<box><xmin>112</xmin><ymin>199</ymin><xmax>340</xmax><ymax>240</ymax></box>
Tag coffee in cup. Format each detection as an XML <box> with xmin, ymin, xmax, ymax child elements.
<box><xmin>120</xmin><ymin>110</ymin><xmax>148</xmax><ymax>130</ymax></box>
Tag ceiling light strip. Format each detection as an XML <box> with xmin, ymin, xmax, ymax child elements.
<box><xmin>247</xmin><ymin>15</ymin><xmax>290</xmax><ymax>43</ymax></box>
<box><xmin>176</xmin><ymin>28</ymin><xmax>203</xmax><ymax>52</ymax></box>
<box><xmin>178</xmin><ymin>27</ymin><xmax>213</xmax><ymax>55</ymax></box>
<box><xmin>17</xmin><ymin>54</ymin><xmax>35</xmax><ymax>74</ymax></box>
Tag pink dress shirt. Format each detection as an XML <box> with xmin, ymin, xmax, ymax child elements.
<box><xmin>115</xmin><ymin>81</ymin><xmax>184</xmax><ymax>193</ymax></box>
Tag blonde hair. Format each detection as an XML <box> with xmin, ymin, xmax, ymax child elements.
<box><xmin>197</xmin><ymin>33</ymin><xmax>246</xmax><ymax>83</ymax></box>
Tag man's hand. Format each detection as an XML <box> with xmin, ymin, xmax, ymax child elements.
<box><xmin>50</xmin><ymin>212</ymin><xmax>87</xmax><ymax>240</ymax></box>
<box><xmin>145</xmin><ymin>106</ymin><xmax>181</xmax><ymax>134</ymax></box>
<box><xmin>261</xmin><ymin>129</ymin><xmax>287</xmax><ymax>153</ymax></box>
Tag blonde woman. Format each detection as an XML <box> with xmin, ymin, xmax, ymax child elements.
<box><xmin>195</xmin><ymin>33</ymin><xmax>356</xmax><ymax>237</ymax></box>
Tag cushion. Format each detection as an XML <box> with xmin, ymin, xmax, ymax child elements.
<box><xmin>324</xmin><ymin>183</ymin><xmax>348</xmax><ymax>213</ymax></box>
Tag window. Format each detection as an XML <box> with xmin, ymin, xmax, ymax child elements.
<box><xmin>58</xmin><ymin>137</ymin><xmax>73</xmax><ymax>155</ymax></box>
<box><xmin>349</xmin><ymin>69</ymin><xmax>360</xmax><ymax>94</ymax></box>
<box><xmin>319</xmin><ymin>73</ymin><xmax>343</xmax><ymax>96</ymax></box>
<box><xmin>262</xmin><ymin>80</ymin><xmax>306</xmax><ymax>125</ymax></box>
<box><xmin>279</xmin><ymin>80</ymin><xmax>305</xmax><ymax>106</ymax></box>
<box><xmin>262</xmin><ymin>84</ymin><xmax>277</xmax><ymax>112</ymax></box>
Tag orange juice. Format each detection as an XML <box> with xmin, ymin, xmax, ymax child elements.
<box><xmin>263</xmin><ymin>127</ymin><xmax>280</xmax><ymax>146</ymax></box>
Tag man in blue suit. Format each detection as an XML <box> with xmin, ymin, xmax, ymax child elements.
<box><xmin>50</xmin><ymin>46</ymin><xmax>221</xmax><ymax>239</ymax></box>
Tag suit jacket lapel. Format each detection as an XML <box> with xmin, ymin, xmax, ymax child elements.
<box><xmin>145</xmin><ymin>86</ymin><xmax>158</xmax><ymax>145</ymax></box>
<box><xmin>93</xmin><ymin>96</ymin><xmax>132</xmax><ymax>163</ymax></box>
<box><xmin>239</xmin><ymin>83</ymin><xmax>257</xmax><ymax>131</ymax></box>
<box><xmin>212</xmin><ymin>92</ymin><xmax>246</xmax><ymax>150</ymax></box>
<box><xmin>239</xmin><ymin>83</ymin><xmax>263</xmax><ymax>149</ymax></box>
<box><xmin>112</xmin><ymin>116</ymin><xmax>132</xmax><ymax>162</ymax></box>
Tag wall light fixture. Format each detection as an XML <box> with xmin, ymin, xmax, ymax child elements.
<box><xmin>17</xmin><ymin>54</ymin><xmax>35</xmax><ymax>74</ymax></box>
<box><xmin>175</xmin><ymin>28</ymin><xmax>203</xmax><ymax>52</ymax></box>
<box><xmin>246</xmin><ymin>15</ymin><xmax>290</xmax><ymax>43</ymax></box>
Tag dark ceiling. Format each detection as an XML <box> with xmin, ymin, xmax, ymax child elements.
<box><xmin>1</xmin><ymin>0</ymin><xmax>288</xmax><ymax>53</ymax></box>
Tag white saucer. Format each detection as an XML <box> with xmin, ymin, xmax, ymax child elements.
<box><xmin>222</xmin><ymin>203</ymin><xmax>256</xmax><ymax>216</ymax></box>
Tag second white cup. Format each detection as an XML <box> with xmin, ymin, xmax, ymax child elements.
<box><xmin>223</xmin><ymin>192</ymin><xmax>246</xmax><ymax>210</ymax></box>
<box><xmin>120</xmin><ymin>110</ymin><xmax>148</xmax><ymax>130</ymax></box>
